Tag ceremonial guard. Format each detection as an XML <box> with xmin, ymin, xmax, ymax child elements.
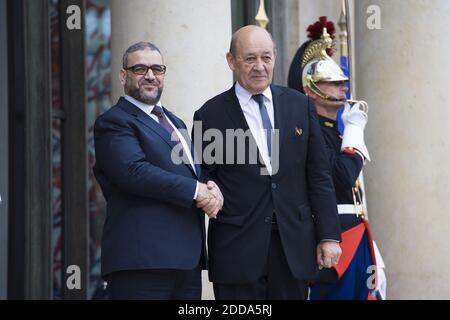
<box><xmin>288</xmin><ymin>16</ymin><xmax>384</xmax><ymax>300</ymax></box>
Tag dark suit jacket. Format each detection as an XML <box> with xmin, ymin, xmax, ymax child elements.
<box><xmin>193</xmin><ymin>84</ymin><xmax>341</xmax><ymax>284</ymax></box>
<box><xmin>94</xmin><ymin>97</ymin><xmax>206</xmax><ymax>277</ymax></box>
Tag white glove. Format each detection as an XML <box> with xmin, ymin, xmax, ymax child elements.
<box><xmin>341</xmin><ymin>102</ymin><xmax>368</xmax><ymax>129</ymax></box>
<box><xmin>341</xmin><ymin>103</ymin><xmax>371</xmax><ymax>161</ymax></box>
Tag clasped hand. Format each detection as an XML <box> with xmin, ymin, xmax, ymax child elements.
<box><xmin>196</xmin><ymin>181</ymin><xmax>224</xmax><ymax>219</ymax></box>
<box><xmin>317</xmin><ymin>241</ymin><xmax>342</xmax><ymax>270</ymax></box>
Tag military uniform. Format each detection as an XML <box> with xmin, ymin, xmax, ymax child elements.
<box><xmin>318</xmin><ymin>116</ymin><xmax>363</xmax><ymax>231</ymax></box>
<box><xmin>288</xmin><ymin>18</ymin><xmax>381</xmax><ymax>300</ymax></box>
<box><xmin>309</xmin><ymin>115</ymin><xmax>377</xmax><ymax>300</ymax></box>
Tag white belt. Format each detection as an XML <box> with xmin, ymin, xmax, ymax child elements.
<box><xmin>337</xmin><ymin>204</ymin><xmax>365</xmax><ymax>215</ymax></box>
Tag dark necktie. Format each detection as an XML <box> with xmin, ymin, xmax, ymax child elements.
<box><xmin>252</xmin><ymin>94</ymin><xmax>272</xmax><ymax>158</ymax></box>
<box><xmin>151</xmin><ymin>105</ymin><xmax>180</xmax><ymax>142</ymax></box>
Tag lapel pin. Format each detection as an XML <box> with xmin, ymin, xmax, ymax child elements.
<box><xmin>295</xmin><ymin>127</ymin><xmax>303</xmax><ymax>137</ymax></box>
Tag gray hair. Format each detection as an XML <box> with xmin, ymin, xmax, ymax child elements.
<box><xmin>122</xmin><ymin>42</ymin><xmax>161</xmax><ymax>68</ymax></box>
<box><xmin>229</xmin><ymin>32</ymin><xmax>239</xmax><ymax>56</ymax></box>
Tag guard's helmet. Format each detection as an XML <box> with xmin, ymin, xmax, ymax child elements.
<box><xmin>288</xmin><ymin>16</ymin><xmax>348</xmax><ymax>101</ymax></box>
<box><xmin>301</xmin><ymin>28</ymin><xmax>348</xmax><ymax>101</ymax></box>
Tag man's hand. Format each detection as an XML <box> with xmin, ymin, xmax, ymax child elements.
<box><xmin>316</xmin><ymin>241</ymin><xmax>342</xmax><ymax>270</ymax></box>
<box><xmin>196</xmin><ymin>181</ymin><xmax>224</xmax><ymax>219</ymax></box>
<box><xmin>207</xmin><ymin>181</ymin><xmax>223</xmax><ymax>204</ymax></box>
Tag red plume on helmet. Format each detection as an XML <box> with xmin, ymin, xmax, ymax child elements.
<box><xmin>288</xmin><ymin>16</ymin><xmax>338</xmax><ymax>93</ymax></box>
<box><xmin>306</xmin><ymin>16</ymin><xmax>336</xmax><ymax>57</ymax></box>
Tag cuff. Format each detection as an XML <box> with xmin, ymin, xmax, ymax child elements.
<box><xmin>193</xmin><ymin>181</ymin><xmax>199</xmax><ymax>200</ymax></box>
<box><xmin>320</xmin><ymin>239</ymin><xmax>341</xmax><ymax>243</ymax></box>
<box><xmin>341</xmin><ymin>124</ymin><xmax>371</xmax><ymax>161</ymax></box>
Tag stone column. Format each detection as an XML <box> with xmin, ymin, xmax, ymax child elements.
<box><xmin>110</xmin><ymin>0</ymin><xmax>233</xmax><ymax>129</ymax></box>
<box><xmin>110</xmin><ymin>0</ymin><xmax>233</xmax><ymax>300</ymax></box>
<box><xmin>354</xmin><ymin>0</ymin><xmax>450</xmax><ymax>299</ymax></box>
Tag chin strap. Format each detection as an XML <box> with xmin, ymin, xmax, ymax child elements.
<box><xmin>306</xmin><ymin>76</ymin><xmax>342</xmax><ymax>102</ymax></box>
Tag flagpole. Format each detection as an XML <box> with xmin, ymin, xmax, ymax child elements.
<box><xmin>343</xmin><ymin>0</ymin><xmax>355</xmax><ymax>96</ymax></box>
<box><xmin>338</xmin><ymin>1</ymin><xmax>350</xmax><ymax>100</ymax></box>
<box><xmin>341</xmin><ymin>0</ymin><xmax>369</xmax><ymax>219</ymax></box>
<box><xmin>338</xmin><ymin>2</ymin><xmax>348</xmax><ymax>64</ymax></box>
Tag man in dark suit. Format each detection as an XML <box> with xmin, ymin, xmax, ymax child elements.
<box><xmin>93</xmin><ymin>42</ymin><xmax>223</xmax><ymax>299</ymax></box>
<box><xmin>192</xmin><ymin>26</ymin><xmax>342</xmax><ymax>299</ymax></box>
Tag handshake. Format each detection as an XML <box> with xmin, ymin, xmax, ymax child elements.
<box><xmin>196</xmin><ymin>181</ymin><xmax>224</xmax><ymax>219</ymax></box>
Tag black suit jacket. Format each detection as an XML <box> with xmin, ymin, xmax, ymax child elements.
<box><xmin>94</xmin><ymin>97</ymin><xmax>206</xmax><ymax>277</ymax></box>
<box><xmin>193</xmin><ymin>84</ymin><xmax>341</xmax><ymax>284</ymax></box>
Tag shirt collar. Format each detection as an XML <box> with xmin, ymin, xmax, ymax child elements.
<box><xmin>235</xmin><ymin>81</ymin><xmax>272</xmax><ymax>106</ymax></box>
<box><xmin>124</xmin><ymin>95</ymin><xmax>162</xmax><ymax>115</ymax></box>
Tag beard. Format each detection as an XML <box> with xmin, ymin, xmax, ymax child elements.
<box><xmin>125</xmin><ymin>77</ymin><xmax>163</xmax><ymax>105</ymax></box>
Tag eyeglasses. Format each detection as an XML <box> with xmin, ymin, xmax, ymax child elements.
<box><xmin>124</xmin><ymin>64</ymin><xmax>167</xmax><ymax>76</ymax></box>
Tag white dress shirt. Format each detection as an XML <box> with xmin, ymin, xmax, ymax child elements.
<box><xmin>124</xmin><ymin>95</ymin><xmax>199</xmax><ymax>198</ymax></box>
<box><xmin>234</xmin><ymin>82</ymin><xmax>274</xmax><ymax>175</ymax></box>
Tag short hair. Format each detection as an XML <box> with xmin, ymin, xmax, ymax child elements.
<box><xmin>229</xmin><ymin>32</ymin><xmax>239</xmax><ymax>56</ymax></box>
<box><xmin>122</xmin><ymin>42</ymin><xmax>161</xmax><ymax>68</ymax></box>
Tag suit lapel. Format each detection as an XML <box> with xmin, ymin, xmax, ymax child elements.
<box><xmin>119</xmin><ymin>98</ymin><xmax>178</xmax><ymax>149</ymax></box>
<box><xmin>119</xmin><ymin>98</ymin><xmax>198</xmax><ymax>177</ymax></box>
<box><xmin>224</xmin><ymin>86</ymin><xmax>251</xmax><ymax>132</ymax></box>
<box><xmin>164</xmin><ymin>107</ymin><xmax>199</xmax><ymax>177</ymax></box>
<box><xmin>164</xmin><ymin>107</ymin><xmax>188</xmax><ymax>139</ymax></box>
<box><xmin>271</xmin><ymin>85</ymin><xmax>286</xmax><ymax>148</ymax></box>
